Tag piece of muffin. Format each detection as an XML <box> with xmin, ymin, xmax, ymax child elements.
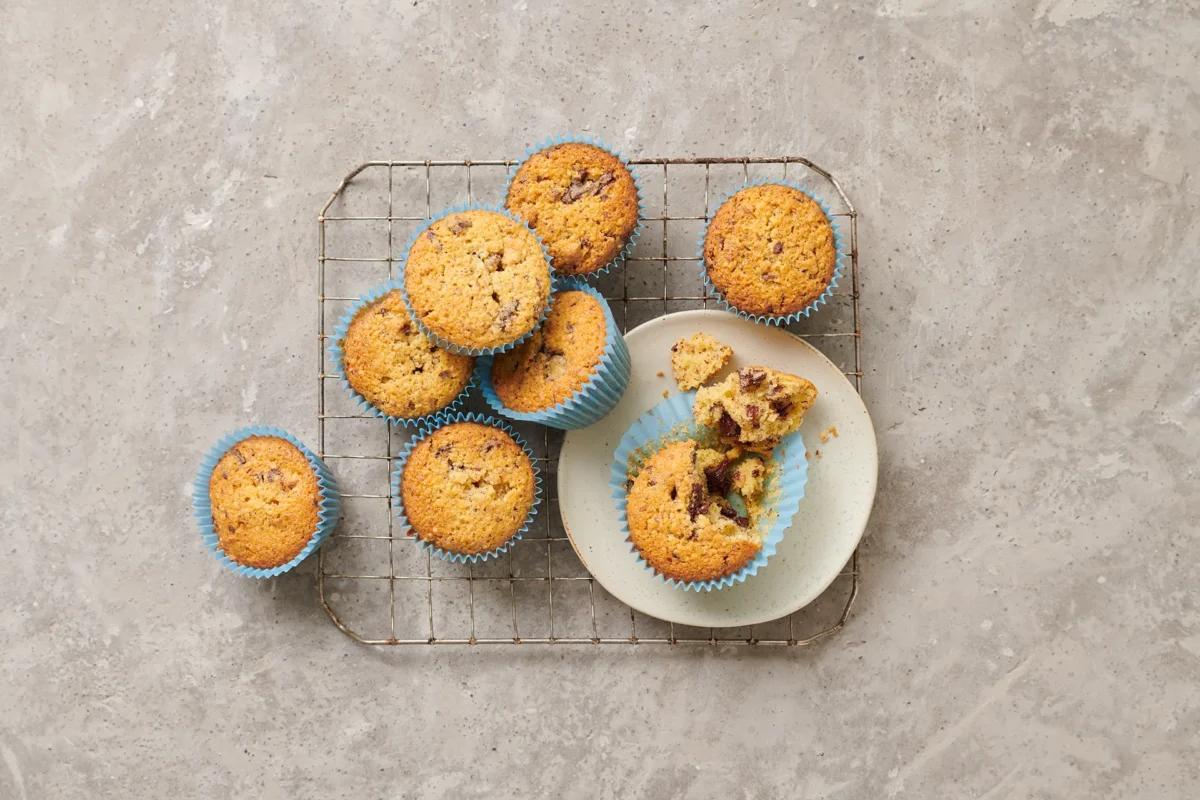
<box><xmin>704</xmin><ymin>184</ymin><xmax>837</xmax><ymax>316</ymax></box>
<box><xmin>694</xmin><ymin>366</ymin><xmax>818</xmax><ymax>452</ymax></box>
<box><xmin>670</xmin><ymin>332</ymin><xmax>733</xmax><ymax>390</ymax></box>
<box><xmin>208</xmin><ymin>436</ymin><xmax>320</xmax><ymax>568</ymax></box>
<box><xmin>505</xmin><ymin>142</ymin><xmax>639</xmax><ymax>276</ymax></box>
<box><xmin>731</xmin><ymin>456</ymin><xmax>767</xmax><ymax>500</ymax></box>
<box><xmin>625</xmin><ymin>440</ymin><xmax>762</xmax><ymax>583</ymax></box>
<box><xmin>403</xmin><ymin>209</ymin><xmax>552</xmax><ymax>351</ymax></box>
<box><xmin>400</xmin><ymin>421</ymin><xmax>536</xmax><ymax>556</ymax></box>
<box><xmin>490</xmin><ymin>289</ymin><xmax>607</xmax><ymax>411</ymax></box>
<box><xmin>695</xmin><ymin>448</ymin><xmax>766</xmax><ymax>504</ymax></box>
<box><xmin>339</xmin><ymin>288</ymin><xmax>474</xmax><ymax>419</ymax></box>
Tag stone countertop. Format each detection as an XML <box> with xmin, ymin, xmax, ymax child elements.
<box><xmin>2</xmin><ymin>1</ymin><xmax>1197</xmax><ymax>797</ymax></box>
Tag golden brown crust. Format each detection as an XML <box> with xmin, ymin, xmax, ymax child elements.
<box><xmin>341</xmin><ymin>289</ymin><xmax>474</xmax><ymax>418</ymax></box>
<box><xmin>704</xmin><ymin>184</ymin><xmax>836</xmax><ymax>315</ymax></box>
<box><xmin>626</xmin><ymin>440</ymin><xmax>761</xmax><ymax>583</ymax></box>
<box><xmin>670</xmin><ymin>332</ymin><xmax>733</xmax><ymax>390</ymax></box>
<box><xmin>404</xmin><ymin>210</ymin><xmax>551</xmax><ymax>350</ymax></box>
<box><xmin>208</xmin><ymin>436</ymin><xmax>320</xmax><ymax>568</ymax></box>
<box><xmin>693</xmin><ymin>366</ymin><xmax>818</xmax><ymax>452</ymax></box>
<box><xmin>401</xmin><ymin>422</ymin><xmax>536</xmax><ymax>555</ymax></box>
<box><xmin>491</xmin><ymin>290</ymin><xmax>607</xmax><ymax>411</ymax></box>
<box><xmin>505</xmin><ymin>143</ymin><xmax>639</xmax><ymax>276</ymax></box>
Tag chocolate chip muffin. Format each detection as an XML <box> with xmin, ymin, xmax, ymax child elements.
<box><xmin>693</xmin><ymin>366</ymin><xmax>818</xmax><ymax>452</ymax></box>
<box><xmin>490</xmin><ymin>288</ymin><xmax>608</xmax><ymax>412</ymax></box>
<box><xmin>403</xmin><ymin>209</ymin><xmax>552</xmax><ymax>352</ymax></box>
<box><xmin>208</xmin><ymin>435</ymin><xmax>321</xmax><ymax>569</ymax></box>
<box><xmin>704</xmin><ymin>184</ymin><xmax>837</xmax><ymax>316</ymax></box>
<box><xmin>670</xmin><ymin>332</ymin><xmax>733</xmax><ymax>390</ymax></box>
<box><xmin>625</xmin><ymin>440</ymin><xmax>762</xmax><ymax>583</ymax></box>
<box><xmin>400</xmin><ymin>421</ymin><xmax>536</xmax><ymax>556</ymax></box>
<box><xmin>505</xmin><ymin>142</ymin><xmax>639</xmax><ymax>276</ymax></box>
<box><xmin>338</xmin><ymin>288</ymin><xmax>474</xmax><ymax>420</ymax></box>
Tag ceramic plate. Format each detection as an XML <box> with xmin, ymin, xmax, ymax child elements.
<box><xmin>557</xmin><ymin>310</ymin><xmax>877</xmax><ymax>628</ymax></box>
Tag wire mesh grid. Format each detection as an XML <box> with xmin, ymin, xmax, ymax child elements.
<box><xmin>316</xmin><ymin>155</ymin><xmax>861</xmax><ymax>646</ymax></box>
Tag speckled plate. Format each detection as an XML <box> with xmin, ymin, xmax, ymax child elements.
<box><xmin>558</xmin><ymin>310</ymin><xmax>878</xmax><ymax>628</ymax></box>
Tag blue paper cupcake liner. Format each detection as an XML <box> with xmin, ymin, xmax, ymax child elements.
<box><xmin>503</xmin><ymin>133</ymin><xmax>644</xmax><ymax>281</ymax></box>
<box><xmin>476</xmin><ymin>277</ymin><xmax>630</xmax><ymax>430</ymax></box>
<box><xmin>328</xmin><ymin>278</ymin><xmax>475</xmax><ymax>428</ymax></box>
<box><xmin>389</xmin><ymin>411</ymin><xmax>543</xmax><ymax>564</ymax></box>
<box><xmin>193</xmin><ymin>426</ymin><xmax>341</xmax><ymax>579</ymax></box>
<box><xmin>394</xmin><ymin>203</ymin><xmax>555</xmax><ymax>356</ymax></box>
<box><xmin>610</xmin><ymin>393</ymin><xmax>809</xmax><ymax>592</ymax></box>
<box><xmin>699</xmin><ymin>179</ymin><xmax>847</xmax><ymax>325</ymax></box>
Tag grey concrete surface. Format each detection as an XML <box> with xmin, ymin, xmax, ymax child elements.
<box><xmin>2</xmin><ymin>1</ymin><xmax>1198</xmax><ymax>797</ymax></box>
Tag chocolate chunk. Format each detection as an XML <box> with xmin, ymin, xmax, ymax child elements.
<box><xmin>561</xmin><ymin>170</ymin><xmax>616</xmax><ymax>204</ymax></box>
<box><xmin>484</xmin><ymin>252</ymin><xmax>502</xmax><ymax>270</ymax></box>
<box><xmin>714</xmin><ymin>498</ymin><xmax>751</xmax><ymax>528</ymax></box>
<box><xmin>434</xmin><ymin>443</ymin><xmax>454</xmax><ymax>457</ymax></box>
<box><xmin>739</xmin><ymin>368</ymin><xmax>767</xmax><ymax>390</ymax></box>
<box><xmin>718</xmin><ymin>410</ymin><xmax>741</xmax><ymax>440</ymax></box>
<box><xmin>762</xmin><ymin>272</ymin><xmax>779</xmax><ymax>283</ymax></box>
<box><xmin>772</xmin><ymin>241</ymin><xmax>784</xmax><ymax>254</ymax></box>
<box><xmin>266</xmin><ymin>467</ymin><xmax>282</xmax><ymax>482</ymax></box>
<box><xmin>482</xmin><ymin>439</ymin><xmax>498</xmax><ymax>453</ymax></box>
<box><xmin>704</xmin><ymin>460</ymin><xmax>733</xmax><ymax>496</ymax></box>
<box><xmin>687</xmin><ymin>482</ymin><xmax>708</xmax><ymax>520</ymax></box>
<box><xmin>746</xmin><ymin>404</ymin><xmax>761</xmax><ymax>427</ymax></box>
<box><xmin>425</xmin><ymin>230</ymin><xmax>442</xmax><ymax>250</ymax></box>
<box><xmin>448</xmin><ymin>218</ymin><xmax>472</xmax><ymax>234</ymax></box>
<box><xmin>438</xmin><ymin>369</ymin><xmax>452</xmax><ymax>379</ymax></box>
<box><xmin>770</xmin><ymin>398</ymin><xmax>793</xmax><ymax>417</ymax></box>
<box><xmin>580</xmin><ymin>236</ymin><xmax>590</xmax><ymax>250</ymax></box>
<box><xmin>376</xmin><ymin>306</ymin><xmax>390</xmax><ymax>317</ymax></box>
<box><xmin>232</xmin><ymin>447</ymin><xmax>246</xmax><ymax>465</ymax></box>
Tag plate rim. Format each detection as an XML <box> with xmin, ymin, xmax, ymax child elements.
<box><xmin>557</xmin><ymin>309</ymin><xmax>879</xmax><ymax>628</ymax></box>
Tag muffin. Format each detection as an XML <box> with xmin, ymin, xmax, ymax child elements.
<box><xmin>402</xmin><ymin>209</ymin><xmax>552</xmax><ymax>352</ymax></box>
<box><xmin>399</xmin><ymin>420</ymin><xmax>537</xmax><ymax>558</ymax></box>
<box><xmin>693</xmin><ymin>366</ymin><xmax>818</xmax><ymax>452</ymax></box>
<box><xmin>670</xmin><ymin>332</ymin><xmax>733</xmax><ymax>390</ymax></box>
<box><xmin>505</xmin><ymin>142</ymin><xmax>639</xmax><ymax>276</ymax></box>
<box><xmin>625</xmin><ymin>440</ymin><xmax>762</xmax><ymax>584</ymax></box>
<box><xmin>703</xmin><ymin>184</ymin><xmax>838</xmax><ymax>317</ymax></box>
<box><xmin>480</xmin><ymin>280</ymin><xmax>631</xmax><ymax>429</ymax></box>
<box><xmin>207</xmin><ymin>435</ymin><xmax>322</xmax><ymax>569</ymax></box>
<box><xmin>490</xmin><ymin>289</ymin><xmax>606</xmax><ymax>410</ymax></box>
<box><xmin>336</xmin><ymin>287</ymin><xmax>474</xmax><ymax>421</ymax></box>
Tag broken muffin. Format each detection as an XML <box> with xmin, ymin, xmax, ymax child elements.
<box><xmin>625</xmin><ymin>440</ymin><xmax>762</xmax><ymax>583</ymax></box>
<box><xmin>693</xmin><ymin>366</ymin><xmax>817</xmax><ymax>452</ymax></box>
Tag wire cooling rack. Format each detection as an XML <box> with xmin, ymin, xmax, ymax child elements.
<box><xmin>316</xmin><ymin>154</ymin><xmax>861</xmax><ymax>646</ymax></box>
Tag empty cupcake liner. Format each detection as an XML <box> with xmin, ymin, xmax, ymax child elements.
<box><xmin>389</xmin><ymin>411</ymin><xmax>543</xmax><ymax>564</ymax></box>
<box><xmin>193</xmin><ymin>426</ymin><xmax>341</xmax><ymax>579</ymax></box>
<box><xmin>698</xmin><ymin>178</ymin><xmax>847</xmax><ymax>326</ymax></box>
<box><xmin>328</xmin><ymin>278</ymin><xmax>475</xmax><ymax>428</ymax></box>
<box><xmin>610</xmin><ymin>392</ymin><xmax>809</xmax><ymax>592</ymax></box>
<box><xmin>394</xmin><ymin>203</ymin><xmax>555</xmax><ymax>356</ymax></box>
<box><xmin>503</xmin><ymin>133</ymin><xmax>644</xmax><ymax>281</ymax></box>
<box><xmin>476</xmin><ymin>277</ymin><xmax>630</xmax><ymax>430</ymax></box>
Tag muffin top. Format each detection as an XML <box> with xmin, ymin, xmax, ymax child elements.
<box><xmin>403</xmin><ymin>210</ymin><xmax>551</xmax><ymax>351</ymax></box>
<box><xmin>490</xmin><ymin>289</ymin><xmax>608</xmax><ymax>412</ymax></box>
<box><xmin>340</xmin><ymin>289</ymin><xmax>474</xmax><ymax>419</ymax></box>
<box><xmin>704</xmin><ymin>184</ymin><xmax>837</xmax><ymax>315</ymax></box>
<box><xmin>670</xmin><ymin>332</ymin><xmax>733</xmax><ymax>390</ymax></box>
<box><xmin>401</xmin><ymin>422</ymin><xmax>536</xmax><ymax>555</ymax></box>
<box><xmin>693</xmin><ymin>366</ymin><xmax>818</xmax><ymax>452</ymax></box>
<box><xmin>626</xmin><ymin>440</ymin><xmax>762</xmax><ymax>583</ymax></box>
<box><xmin>208</xmin><ymin>436</ymin><xmax>319</xmax><ymax>568</ymax></box>
<box><xmin>505</xmin><ymin>142</ymin><xmax>639</xmax><ymax>276</ymax></box>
